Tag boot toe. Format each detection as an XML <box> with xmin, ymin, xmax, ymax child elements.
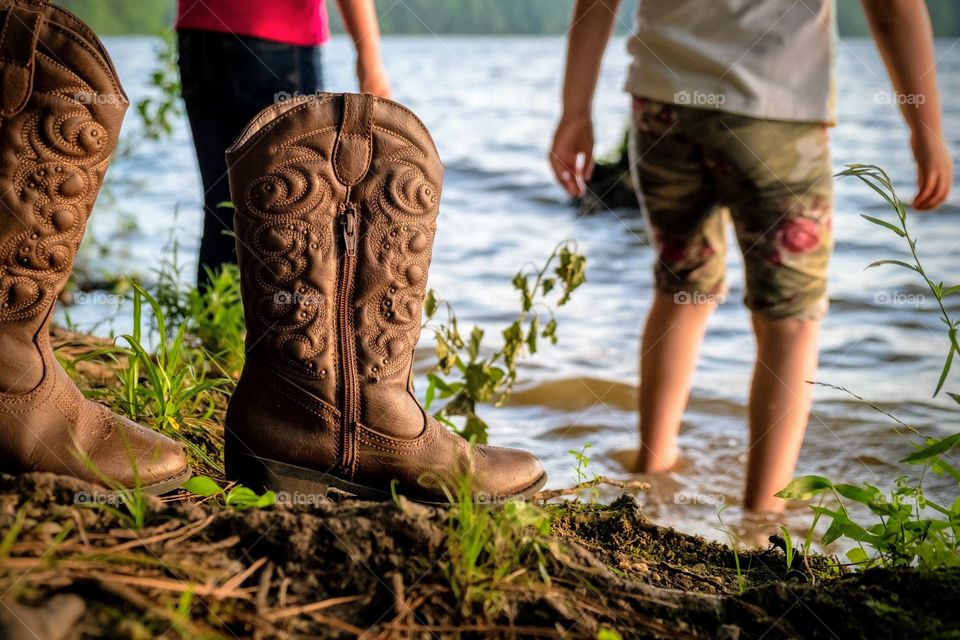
<box><xmin>81</xmin><ymin>404</ymin><xmax>189</xmax><ymax>491</ymax></box>
<box><xmin>117</xmin><ymin>414</ymin><xmax>190</xmax><ymax>488</ymax></box>
<box><xmin>475</xmin><ymin>445</ymin><xmax>546</xmax><ymax>500</ymax></box>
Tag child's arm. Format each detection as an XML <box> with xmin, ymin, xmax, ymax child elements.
<box><xmin>862</xmin><ymin>0</ymin><xmax>953</xmax><ymax>210</ymax></box>
<box><xmin>336</xmin><ymin>0</ymin><xmax>391</xmax><ymax>98</ymax></box>
<box><xmin>550</xmin><ymin>0</ymin><xmax>621</xmax><ymax>197</ymax></box>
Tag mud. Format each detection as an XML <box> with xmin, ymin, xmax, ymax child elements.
<box><xmin>1</xmin><ymin>473</ymin><xmax>956</xmax><ymax>639</ymax></box>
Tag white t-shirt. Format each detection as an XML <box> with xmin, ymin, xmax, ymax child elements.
<box><xmin>625</xmin><ymin>0</ymin><xmax>836</xmax><ymax>124</ymax></box>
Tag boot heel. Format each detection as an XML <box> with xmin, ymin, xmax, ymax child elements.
<box><xmin>226</xmin><ymin>450</ymin><xmax>331</xmax><ymax>506</ymax></box>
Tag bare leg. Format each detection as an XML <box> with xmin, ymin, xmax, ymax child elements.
<box><xmin>636</xmin><ymin>292</ymin><xmax>714</xmax><ymax>473</ymax></box>
<box><xmin>744</xmin><ymin>314</ymin><xmax>820</xmax><ymax>513</ymax></box>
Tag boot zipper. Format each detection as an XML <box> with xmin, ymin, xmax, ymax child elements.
<box><xmin>337</xmin><ymin>201</ymin><xmax>360</xmax><ymax>476</ymax></box>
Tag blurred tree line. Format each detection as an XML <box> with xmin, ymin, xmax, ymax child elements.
<box><xmin>56</xmin><ymin>0</ymin><xmax>960</xmax><ymax>37</ymax></box>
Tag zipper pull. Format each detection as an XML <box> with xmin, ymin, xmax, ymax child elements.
<box><xmin>340</xmin><ymin>202</ymin><xmax>358</xmax><ymax>256</ymax></box>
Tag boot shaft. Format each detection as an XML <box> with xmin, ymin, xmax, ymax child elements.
<box><xmin>0</xmin><ymin>0</ymin><xmax>128</xmax><ymax>392</ymax></box>
<box><xmin>227</xmin><ymin>93</ymin><xmax>442</xmax><ymax>434</ymax></box>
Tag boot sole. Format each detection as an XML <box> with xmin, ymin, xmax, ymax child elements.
<box><xmin>227</xmin><ymin>451</ymin><xmax>548</xmax><ymax>506</ymax></box>
<box><xmin>73</xmin><ymin>466</ymin><xmax>192</xmax><ymax>499</ymax></box>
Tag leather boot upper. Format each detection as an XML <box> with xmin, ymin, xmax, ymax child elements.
<box><xmin>227</xmin><ymin>93</ymin><xmax>544</xmax><ymax>500</ymax></box>
<box><xmin>0</xmin><ymin>0</ymin><xmax>187</xmax><ymax>490</ymax></box>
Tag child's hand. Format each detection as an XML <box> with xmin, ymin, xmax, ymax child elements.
<box><xmin>357</xmin><ymin>57</ymin><xmax>391</xmax><ymax>99</ymax></box>
<box><xmin>910</xmin><ymin>130</ymin><xmax>953</xmax><ymax>210</ymax></box>
<box><xmin>549</xmin><ymin>114</ymin><xmax>595</xmax><ymax>197</ymax></box>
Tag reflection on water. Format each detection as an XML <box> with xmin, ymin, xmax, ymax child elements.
<box><xmin>65</xmin><ymin>36</ymin><xmax>960</xmax><ymax>543</ymax></box>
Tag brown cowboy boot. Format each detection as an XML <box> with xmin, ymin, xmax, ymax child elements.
<box><xmin>225</xmin><ymin>93</ymin><xmax>546</xmax><ymax>503</ymax></box>
<box><xmin>0</xmin><ymin>0</ymin><xmax>188</xmax><ymax>492</ymax></box>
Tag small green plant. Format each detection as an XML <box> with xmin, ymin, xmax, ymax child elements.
<box><xmin>424</xmin><ymin>241</ymin><xmax>586</xmax><ymax>442</ymax></box>
<box><xmin>716</xmin><ymin>506</ymin><xmax>745</xmax><ymax>594</ymax></box>
<box><xmin>442</xmin><ymin>473</ymin><xmax>556</xmax><ymax>617</ymax></box>
<box><xmin>778</xmin><ymin>165</ymin><xmax>960</xmax><ymax>570</ymax></box>
<box><xmin>186</xmin><ymin>265</ymin><xmax>246</xmax><ymax>377</ymax></box>
<box><xmin>780</xmin><ymin>525</ymin><xmax>796</xmax><ymax>570</ymax></box>
<box><xmin>569</xmin><ymin>443</ymin><xmax>600</xmax><ymax>502</ymax></box>
<box><xmin>151</xmin><ymin>234</ymin><xmax>245</xmax><ymax>377</ymax></box>
<box><xmin>181</xmin><ymin>475</ymin><xmax>276</xmax><ymax>510</ymax></box>
<box><xmin>114</xmin><ymin>282</ymin><xmax>228</xmax><ymax>470</ymax></box>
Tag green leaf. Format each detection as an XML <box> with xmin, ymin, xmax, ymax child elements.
<box><xmin>460</xmin><ymin>414</ymin><xmax>489</xmax><ymax>444</ymax></box>
<box><xmin>226</xmin><ymin>486</ymin><xmax>261</xmax><ymax>508</ymax></box>
<box><xmin>846</xmin><ymin>547</ymin><xmax>869</xmax><ymax>565</ymax></box>
<box><xmin>776</xmin><ymin>475</ymin><xmax>833</xmax><ymax>500</ymax></box>
<box><xmin>900</xmin><ymin>432</ymin><xmax>960</xmax><ymax>464</ymax></box>
<box><xmin>468</xmin><ymin>326</ymin><xmax>484</xmax><ymax>361</ymax></box>
<box><xmin>934</xmin><ymin>344</ymin><xmax>955</xmax><ymax>397</ymax></box>
<box><xmin>424</xmin><ymin>376</ymin><xmax>437</xmax><ymax>411</ymax></box>
<box><xmin>542</xmin><ymin>317</ymin><xmax>558</xmax><ymax>344</ymax></box>
<box><xmin>541</xmin><ymin>278</ymin><xmax>556</xmax><ymax>296</ymax></box>
<box><xmin>834</xmin><ymin>483</ymin><xmax>880</xmax><ymax>506</ymax></box>
<box><xmin>255</xmin><ymin>491</ymin><xmax>277</xmax><ymax>508</ymax></box>
<box><xmin>866</xmin><ymin>259</ymin><xmax>918</xmax><ymax>272</ymax></box>
<box><xmin>424</xmin><ymin>289</ymin><xmax>437</xmax><ymax>319</ymax></box>
<box><xmin>860</xmin><ymin>214</ymin><xmax>905</xmax><ymax>237</ymax></box>
<box><xmin>526</xmin><ymin>316</ymin><xmax>540</xmax><ymax>354</ymax></box>
<box><xmin>182</xmin><ymin>475</ymin><xmax>222</xmax><ymax>497</ymax></box>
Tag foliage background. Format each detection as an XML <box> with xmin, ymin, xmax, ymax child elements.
<box><xmin>54</xmin><ymin>0</ymin><xmax>960</xmax><ymax>37</ymax></box>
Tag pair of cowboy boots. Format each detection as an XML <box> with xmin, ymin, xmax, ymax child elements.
<box><xmin>0</xmin><ymin>0</ymin><xmax>545</xmax><ymax>502</ymax></box>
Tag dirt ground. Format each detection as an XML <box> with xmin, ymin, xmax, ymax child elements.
<box><xmin>1</xmin><ymin>472</ymin><xmax>957</xmax><ymax>639</ymax></box>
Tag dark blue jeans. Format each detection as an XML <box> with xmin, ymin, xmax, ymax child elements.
<box><xmin>178</xmin><ymin>29</ymin><xmax>324</xmax><ymax>286</ymax></box>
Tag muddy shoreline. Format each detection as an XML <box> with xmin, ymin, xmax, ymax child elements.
<box><xmin>1</xmin><ymin>470</ymin><xmax>957</xmax><ymax>639</ymax></box>
<box><xmin>0</xmin><ymin>329</ymin><xmax>955</xmax><ymax>638</ymax></box>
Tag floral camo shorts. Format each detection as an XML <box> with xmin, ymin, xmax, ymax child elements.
<box><xmin>628</xmin><ymin>96</ymin><xmax>833</xmax><ymax>320</ymax></box>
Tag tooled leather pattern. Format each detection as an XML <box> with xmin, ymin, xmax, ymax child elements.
<box><xmin>355</xmin><ymin>126</ymin><xmax>440</xmax><ymax>381</ymax></box>
<box><xmin>238</xmin><ymin>129</ymin><xmax>339</xmax><ymax>381</ymax></box>
<box><xmin>0</xmin><ymin>53</ymin><xmax>111</xmax><ymax>323</ymax></box>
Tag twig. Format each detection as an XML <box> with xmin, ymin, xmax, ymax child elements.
<box><xmin>220</xmin><ymin>556</ymin><xmax>267</xmax><ymax>593</ymax></box>
<box><xmin>308</xmin><ymin>612</ymin><xmax>366</xmax><ymax>636</ymax></box>
<box><xmin>263</xmin><ymin>594</ymin><xmax>365</xmax><ymax>622</ymax></box>
<box><xmin>534</xmin><ymin>476</ymin><xmax>650</xmax><ymax>501</ymax></box>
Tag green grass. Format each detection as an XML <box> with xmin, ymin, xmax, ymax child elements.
<box><xmin>778</xmin><ymin>164</ymin><xmax>960</xmax><ymax>571</ymax></box>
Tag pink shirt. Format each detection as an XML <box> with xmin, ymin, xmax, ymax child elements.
<box><xmin>176</xmin><ymin>0</ymin><xmax>330</xmax><ymax>47</ymax></box>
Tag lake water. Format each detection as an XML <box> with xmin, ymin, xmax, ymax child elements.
<box><xmin>64</xmin><ymin>35</ymin><xmax>960</xmax><ymax>543</ymax></box>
